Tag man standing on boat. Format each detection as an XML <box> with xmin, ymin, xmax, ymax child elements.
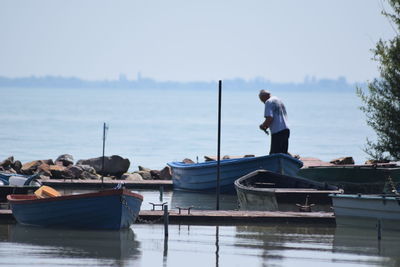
<box><xmin>258</xmin><ymin>90</ymin><xmax>290</xmax><ymax>154</ymax></box>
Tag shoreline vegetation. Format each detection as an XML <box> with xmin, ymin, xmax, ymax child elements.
<box><xmin>0</xmin><ymin>75</ymin><xmax>362</xmax><ymax>91</ymax></box>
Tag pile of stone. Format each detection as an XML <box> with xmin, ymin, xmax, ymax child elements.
<box><xmin>122</xmin><ymin>165</ymin><xmax>172</xmax><ymax>181</ymax></box>
<box><xmin>0</xmin><ymin>154</ymin><xmax>172</xmax><ymax>181</ymax></box>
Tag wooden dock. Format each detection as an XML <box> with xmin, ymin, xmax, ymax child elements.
<box><xmin>39</xmin><ymin>179</ymin><xmax>173</xmax><ymax>190</ymax></box>
<box><xmin>139</xmin><ymin>210</ymin><xmax>335</xmax><ymax>224</ymax></box>
<box><xmin>0</xmin><ymin>209</ymin><xmax>335</xmax><ymax>224</ymax></box>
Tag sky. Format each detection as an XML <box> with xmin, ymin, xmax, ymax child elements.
<box><xmin>0</xmin><ymin>0</ymin><xmax>397</xmax><ymax>83</ymax></box>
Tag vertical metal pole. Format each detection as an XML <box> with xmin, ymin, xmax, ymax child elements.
<box><xmin>164</xmin><ymin>204</ymin><xmax>169</xmax><ymax>237</ymax></box>
<box><xmin>377</xmin><ymin>219</ymin><xmax>382</xmax><ymax>240</ymax></box>
<box><xmin>101</xmin><ymin>122</ymin><xmax>106</xmax><ymax>188</ymax></box>
<box><xmin>216</xmin><ymin>80</ymin><xmax>222</xmax><ymax>210</ymax></box>
<box><xmin>159</xmin><ymin>185</ymin><xmax>164</xmax><ymax>201</ymax></box>
<box><xmin>215</xmin><ymin>226</ymin><xmax>220</xmax><ymax>267</ymax></box>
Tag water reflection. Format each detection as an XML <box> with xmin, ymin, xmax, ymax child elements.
<box><xmin>215</xmin><ymin>226</ymin><xmax>219</xmax><ymax>267</ymax></box>
<box><xmin>171</xmin><ymin>190</ymin><xmax>238</xmax><ymax>210</ymax></box>
<box><xmin>2</xmin><ymin>224</ymin><xmax>141</xmax><ymax>264</ymax></box>
<box><xmin>333</xmin><ymin>224</ymin><xmax>400</xmax><ymax>266</ymax></box>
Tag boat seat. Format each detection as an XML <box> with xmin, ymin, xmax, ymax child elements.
<box><xmin>34</xmin><ymin>186</ymin><xmax>61</xmax><ymax>198</ymax></box>
<box><xmin>254</xmin><ymin>182</ymin><xmax>276</xmax><ymax>188</ymax></box>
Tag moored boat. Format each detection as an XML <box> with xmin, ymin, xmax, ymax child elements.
<box><xmin>7</xmin><ymin>188</ymin><xmax>143</xmax><ymax>230</ymax></box>
<box><xmin>0</xmin><ymin>172</ymin><xmax>41</xmax><ymax>202</ymax></box>
<box><xmin>168</xmin><ymin>153</ymin><xmax>303</xmax><ymax>193</ymax></box>
<box><xmin>235</xmin><ymin>169</ymin><xmax>342</xmax><ymax>211</ymax></box>
<box><xmin>331</xmin><ymin>193</ymin><xmax>400</xmax><ymax>230</ymax></box>
<box><xmin>298</xmin><ymin>164</ymin><xmax>400</xmax><ymax>194</ymax></box>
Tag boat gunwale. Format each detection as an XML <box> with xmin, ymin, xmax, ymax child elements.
<box><xmin>330</xmin><ymin>194</ymin><xmax>400</xmax><ymax>201</ymax></box>
<box><xmin>234</xmin><ymin>169</ymin><xmax>340</xmax><ymax>192</ymax></box>
<box><xmin>7</xmin><ymin>189</ymin><xmax>143</xmax><ymax>204</ymax></box>
<box><xmin>168</xmin><ymin>153</ymin><xmax>303</xmax><ymax>170</ymax></box>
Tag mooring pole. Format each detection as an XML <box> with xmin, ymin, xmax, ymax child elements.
<box><xmin>101</xmin><ymin>122</ymin><xmax>106</xmax><ymax>188</ymax></box>
<box><xmin>164</xmin><ymin>204</ymin><xmax>169</xmax><ymax>238</ymax></box>
<box><xmin>216</xmin><ymin>80</ymin><xmax>222</xmax><ymax>210</ymax></box>
<box><xmin>159</xmin><ymin>185</ymin><xmax>164</xmax><ymax>201</ymax></box>
<box><xmin>377</xmin><ymin>219</ymin><xmax>382</xmax><ymax>240</ymax></box>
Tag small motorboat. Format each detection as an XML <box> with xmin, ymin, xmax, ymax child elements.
<box><xmin>235</xmin><ymin>169</ymin><xmax>342</xmax><ymax>211</ymax></box>
<box><xmin>0</xmin><ymin>172</ymin><xmax>41</xmax><ymax>202</ymax></box>
<box><xmin>7</xmin><ymin>186</ymin><xmax>143</xmax><ymax>230</ymax></box>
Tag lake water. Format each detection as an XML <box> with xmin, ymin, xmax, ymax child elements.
<box><xmin>0</xmin><ymin>86</ymin><xmax>374</xmax><ymax>170</ymax></box>
<box><xmin>0</xmin><ymin>86</ymin><xmax>387</xmax><ymax>267</ymax></box>
<box><xmin>0</xmin><ymin>223</ymin><xmax>399</xmax><ymax>267</ymax></box>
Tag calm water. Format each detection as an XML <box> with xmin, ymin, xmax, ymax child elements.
<box><xmin>0</xmin><ymin>223</ymin><xmax>399</xmax><ymax>267</ymax></box>
<box><xmin>0</xmin><ymin>86</ymin><xmax>383</xmax><ymax>266</ymax></box>
<box><xmin>0</xmin><ymin>87</ymin><xmax>374</xmax><ymax>170</ymax></box>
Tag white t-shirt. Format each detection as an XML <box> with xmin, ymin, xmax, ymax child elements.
<box><xmin>264</xmin><ymin>96</ymin><xmax>289</xmax><ymax>134</ymax></box>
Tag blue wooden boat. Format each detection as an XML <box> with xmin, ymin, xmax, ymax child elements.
<box><xmin>167</xmin><ymin>153</ymin><xmax>303</xmax><ymax>192</ymax></box>
<box><xmin>7</xmin><ymin>188</ymin><xmax>143</xmax><ymax>230</ymax></box>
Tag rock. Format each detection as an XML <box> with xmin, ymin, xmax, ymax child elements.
<box><xmin>37</xmin><ymin>163</ymin><xmax>52</xmax><ymax>177</ymax></box>
<box><xmin>55</xmin><ymin>154</ymin><xmax>74</xmax><ymax>167</ymax></box>
<box><xmin>121</xmin><ymin>173</ymin><xmax>143</xmax><ymax>181</ymax></box>
<box><xmin>79</xmin><ymin>165</ymin><xmax>97</xmax><ymax>174</ymax></box>
<box><xmin>136</xmin><ymin>170</ymin><xmax>152</xmax><ymax>180</ymax></box>
<box><xmin>80</xmin><ymin>171</ymin><xmax>100</xmax><ymax>180</ymax></box>
<box><xmin>160</xmin><ymin>166</ymin><xmax>172</xmax><ymax>180</ymax></box>
<box><xmin>67</xmin><ymin>165</ymin><xmax>84</xmax><ymax>179</ymax></box>
<box><xmin>138</xmin><ymin>166</ymin><xmax>151</xmax><ymax>172</ymax></box>
<box><xmin>365</xmin><ymin>159</ymin><xmax>390</xmax><ymax>165</ymax></box>
<box><xmin>330</xmin><ymin>157</ymin><xmax>355</xmax><ymax>165</ymax></box>
<box><xmin>0</xmin><ymin>156</ymin><xmax>14</xmax><ymax>168</ymax></box>
<box><xmin>11</xmin><ymin>160</ymin><xmax>22</xmax><ymax>173</ymax></box>
<box><xmin>38</xmin><ymin>174</ymin><xmax>50</xmax><ymax>180</ymax></box>
<box><xmin>76</xmin><ymin>155</ymin><xmax>130</xmax><ymax>177</ymax></box>
<box><xmin>5</xmin><ymin>168</ymin><xmax>16</xmax><ymax>174</ymax></box>
<box><xmin>150</xmin><ymin>170</ymin><xmax>161</xmax><ymax>179</ymax></box>
<box><xmin>21</xmin><ymin>160</ymin><xmax>50</xmax><ymax>175</ymax></box>
<box><xmin>183</xmin><ymin>158</ymin><xmax>195</xmax><ymax>164</ymax></box>
<box><xmin>49</xmin><ymin>165</ymin><xmax>68</xmax><ymax>179</ymax></box>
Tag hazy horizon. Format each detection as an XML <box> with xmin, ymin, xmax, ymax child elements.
<box><xmin>0</xmin><ymin>0</ymin><xmax>396</xmax><ymax>84</ymax></box>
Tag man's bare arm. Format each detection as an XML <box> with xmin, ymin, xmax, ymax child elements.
<box><xmin>259</xmin><ymin>116</ymin><xmax>273</xmax><ymax>130</ymax></box>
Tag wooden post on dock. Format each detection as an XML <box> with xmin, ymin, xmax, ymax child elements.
<box><xmin>216</xmin><ymin>80</ymin><xmax>222</xmax><ymax>210</ymax></box>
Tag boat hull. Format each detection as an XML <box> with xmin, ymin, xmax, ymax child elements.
<box><xmin>8</xmin><ymin>189</ymin><xmax>143</xmax><ymax>230</ymax></box>
<box><xmin>168</xmin><ymin>153</ymin><xmax>303</xmax><ymax>192</ymax></box>
<box><xmin>298</xmin><ymin>166</ymin><xmax>400</xmax><ymax>194</ymax></box>
<box><xmin>235</xmin><ymin>169</ymin><xmax>341</xmax><ymax>211</ymax></box>
<box><xmin>331</xmin><ymin>194</ymin><xmax>400</xmax><ymax>230</ymax></box>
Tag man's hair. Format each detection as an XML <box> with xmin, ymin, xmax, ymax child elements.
<box><xmin>259</xmin><ymin>90</ymin><xmax>270</xmax><ymax>98</ymax></box>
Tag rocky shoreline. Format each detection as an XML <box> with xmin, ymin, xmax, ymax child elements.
<box><xmin>0</xmin><ymin>154</ymin><xmax>172</xmax><ymax>181</ymax></box>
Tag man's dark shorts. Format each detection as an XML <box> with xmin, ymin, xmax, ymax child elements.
<box><xmin>270</xmin><ymin>129</ymin><xmax>290</xmax><ymax>154</ymax></box>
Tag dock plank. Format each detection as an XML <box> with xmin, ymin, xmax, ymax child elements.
<box><xmin>0</xmin><ymin>209</ymin><xmax>335</xmax><ymax>224</ymax></box>
<box><xmin>138</xmin><ymin>210</ymin><xmax>335</xmax><ymax>224</ymax></box>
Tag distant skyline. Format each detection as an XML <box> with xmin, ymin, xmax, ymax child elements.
<box><xmin>0</xmin><ymin>0</ymin><xmax>396</xmax><ymax>83</ymax></box>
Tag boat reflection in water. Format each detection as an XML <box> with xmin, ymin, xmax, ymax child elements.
<box><xmin>333</xmin><ymin>224</ymin><xmax>400</xmax><ymax>266</ymax></box>
<box><xmin>5</xmin><ymin>224</ymin><xmax>141</xmax><ymax>262</ymax></box>
<box><xmin>171</xmin><ymin>190</ymin><xmax>238</xmax><ymax>210</ymax></box>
